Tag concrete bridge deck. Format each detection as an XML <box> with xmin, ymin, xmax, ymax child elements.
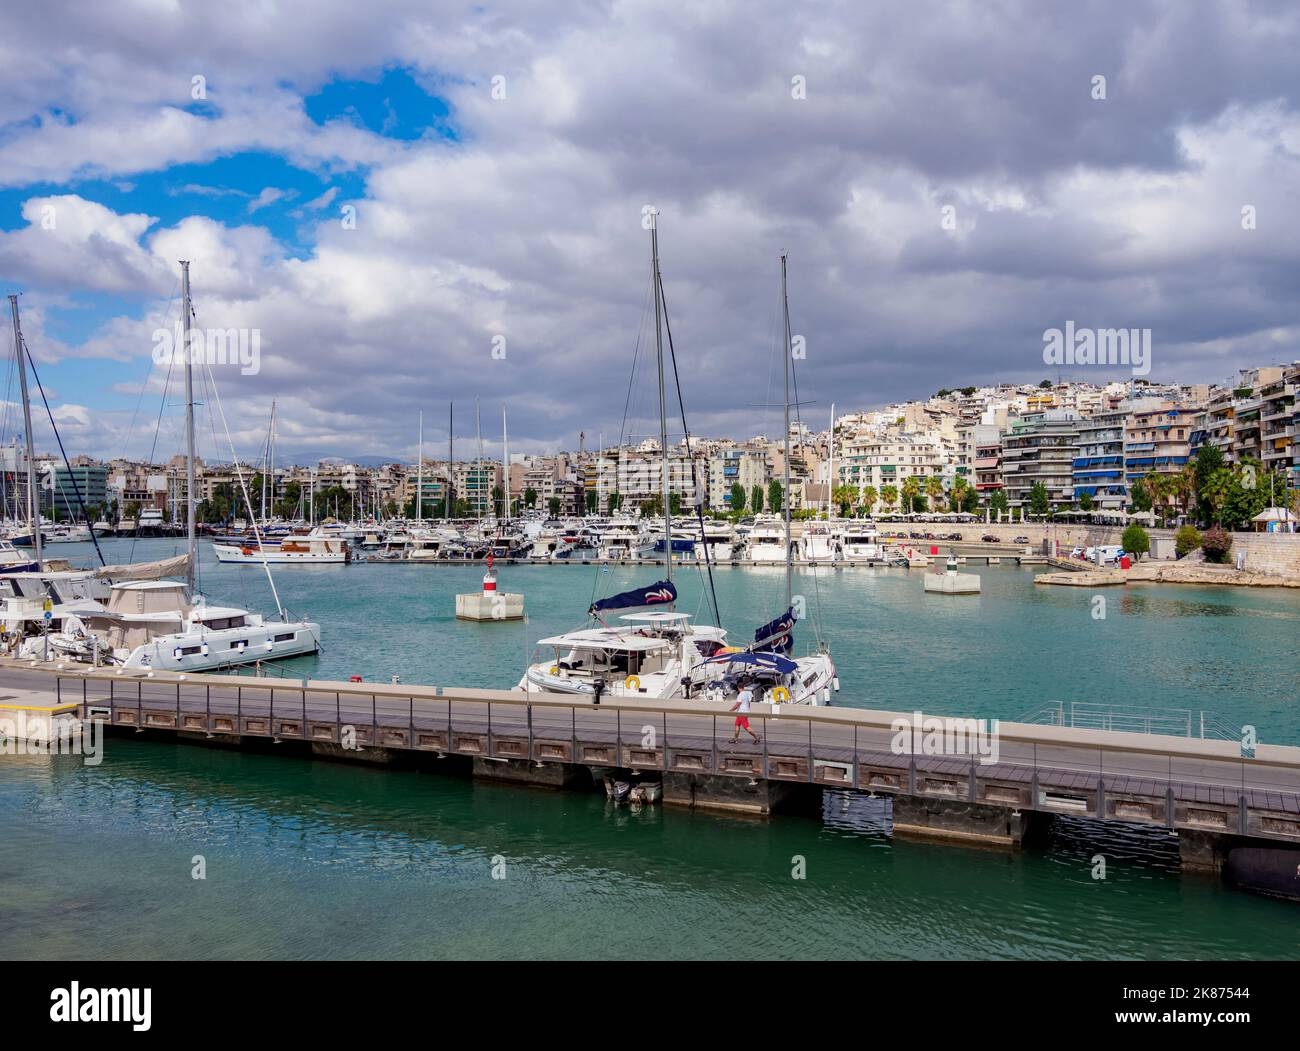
<box><xmin>2</xmin><ymin>658</ymin><xmax>1298</xmax><ymax>879</ymax></box>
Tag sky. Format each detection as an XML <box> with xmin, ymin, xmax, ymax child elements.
<box><xmin>1</xmin><ymin>0</ymin><xmax>1298</xmax><ymax>467</ymax></box>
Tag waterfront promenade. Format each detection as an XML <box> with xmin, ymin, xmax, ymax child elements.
<box><xmin>3</xmin><ymin>658</ymin><xmax>1298</xmax><ymax>885</ymax></box>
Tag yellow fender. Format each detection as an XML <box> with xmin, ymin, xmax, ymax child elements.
<box><xmin>625</xmin><ymin>675</ymin><xmax>641</xmax><ymax>691</ymax></box>
<box><xmin>771</xmin><ymin>686</ymin><xmax>790</xmax><ymax>705</ymax></box>
<box><xmin>549</xmin><ymin>665</ymin><xmax>559</xmax><ymax>675</ymax></box>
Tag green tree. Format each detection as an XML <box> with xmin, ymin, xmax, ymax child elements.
<box><xmin>832</xmin><ymin>484</ymin><xmax>855</xmax><ymax>516</ymax></box>
<box><xmin>729</xmin><ymin>482</ymin><xmax>746</xmax><ymax>514</ymax></box>
<box><xmin>491</xmin><ymin>485</ymin><xmax>504</xmax><ymax>516</ymax></box>
<box><xmin>750</xmin><ymin>484</ymin><xmax>764</xmax><ymax>514</ymax></box>
<box><xmin>523</xmin><ymin>487</ymin><xmax>538</xmax><ymax>509</ymax></box>
<box><xmin>547</xmin><ymin>496</ymin><xmax>561</xmax><ymax>517</ymax></box>
<box><xmin>585</xmin><ymin>490</ymin><xmax>598</xmax><ymax>515</ymax></box>
<box><xmin>925</xmin><ymin>475</ymin><xmax>945</xmax><ymax>512</ymax></box>
<box><xmin>1192</xmin><ymin>445</ymin><xmax>1225</xmax><ymax>526</ymax></box>
<box><xmin>1121</xmin><ymin>523</ymin><xmax>1150</xmax><ymax>559</ymax></box>
<box><xmin>1130</xmin><ymin>476</ymin><xmax>1153</xmax><ymax>513</ymax></box>
<box><xmin>880</xmin><ymin>484</ymin><xmax>898</xmax><ymax>513</ymax></box>
<box><xmin>989</xmin><ymin>490</ymin><xmax>1009</xmax><ymax>515</ymax></box>
<box><xmin>1078</xmin><ymin>491</ymin><xmax>1094</xmax><ymax>512</ymax></box>
<box><xmin>1029</xmin><ymin>481</ymin><xmax>1050</xmax><ymax>517</ymax></box>
<box><xmin>669</xmin><ymin>492</ymin><xmax>682</xmax><ymax>516</ymax></box>
<box><xmin>860</xmin><ymin>485</ymin><xmax>878</xmax><ymax>517</ymax></box>
<box><xmin>901</xmin><ymin>476</ymin><xmax>921</xmax><ymax>513</ymax></box>
<box><xmin>1174</xmin><ymin>525</ymin><xmax>1202</xmax><ymax>558</ymax></box>
<box><xmin>767</xmin><ymin>479</ymin><xmax>784</xmax><ymax>514</ymax></box>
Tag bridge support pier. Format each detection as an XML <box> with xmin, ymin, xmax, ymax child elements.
<box><xmin>891</xmin><ymin>795</ymin><xmax>1044</xmax><ymax>848</ymax></box>
<box><xmin>472</xmin><ymin>756</ymin><xmax>588</xmax><ymax>790</ymax></box>
<box><xmin>1176</xmin><ymin>828</ymin><xmax>1240</xmax><ymax>875</ymax></box>
<box><xmin>662</xmin><ymin>772</ymin><xmax>809</xmax><ymax>815</ymax></box>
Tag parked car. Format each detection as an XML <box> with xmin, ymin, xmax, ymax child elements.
<box><xmin>1070</xmin><ymin>546</ymin><xmax>1085</xmax><ymax>559</ymax></box>
<box><xmin>981</xmin><ymin>534</ymin><xmax>998</xmax><ymax>542</ymax></box>
<box><xmin>1085</xmin><ymin>545</ymin><xmax>1125</xmax><ymax>564</ymax></box>
<box><xmin>1013</xmin><ymin>535</ymin><xmax>1030</xmax><ymax>545</ymax></box>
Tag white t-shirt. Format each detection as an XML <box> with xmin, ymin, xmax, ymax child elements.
<box><xmin>736</xmin><ymin>688</ymin><xmax>753</xmax><ymax>713</ymax></box>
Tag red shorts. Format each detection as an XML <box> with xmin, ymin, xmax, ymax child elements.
<box><xmin>734</xmin><ymin>716</ymin><xmax>751</xmax><ymax>731</ymax></box>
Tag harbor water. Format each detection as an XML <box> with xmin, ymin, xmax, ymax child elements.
<box><xmin>2</xmin><ymin>538</ymin><xmax>1297</xmax><ymax>959</ymax></box>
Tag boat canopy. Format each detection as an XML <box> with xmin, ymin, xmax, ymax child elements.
<box><xmin>588</xmin><ymin>579</ymin><xmax>676</xmax><ymax>616</ymax></box>
<box><xmin>95</xmin><ymin>553</ymin><xmax>192</xmax><ymax>582</ymax></box>
<box><xmin>535</xmin><ymin>628</ymin><xmax>670</xmax><ymax>652</ymax></box>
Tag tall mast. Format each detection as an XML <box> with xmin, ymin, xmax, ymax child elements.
<box><xmin>781</xmin><ymin>254</ymin><xmax>792</xmax><ymax>608</ymax></box>
<box><xmin>475</xmin><ymin>397</ymin><xmax>482</xmax><ymax>523</ymax></box>
<box><xmin>180</xmin><ymin>261</ymin><xmax>197</xmax><ymax>593</ymax></box>
<box><xmin>502</xmin><ymin>403</ymin><xmax>509</xmax><ymax>522</ymax></box>
<box><xmin>651</xmin><ymin>214</ymin><xmax>671</xmax><ymax>585</ymax></box>
<box><xmin>7</xmin><ymin>295</ymin><xmax>42</xmax><ymax>567</ymax></box>
<box><xmin>269</xmin><ymin>400</ymin><xmax>276</xmax><ymax>519</ymax></box>
<box><xmin>416</xmin><ymin>410</ymin><xmax>423</xmax><ymax>524</ymax></box>
<box><xmin>828</xmin><ymin>401</ymin><xmax>835</xmax><ymax>516</ymax></box>
<box><xmin>447</xmin><ymin>402</ymin><xmax>454</xmax><ymax>519</ymax></box>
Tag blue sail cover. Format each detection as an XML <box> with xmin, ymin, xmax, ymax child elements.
<box><xmin>588</xmin><ymin>579</ymin><xmax>677</xmax><ymax>616</ymax></box>
<box><xmin>753</xmin><ymin>606</ymin><xmax>796</xmax><ymax>655</ymax></box>
<box><xmin>705</xmin><ymin>650</ymin><xmax>798</xmax><ymax>674</ymax></box>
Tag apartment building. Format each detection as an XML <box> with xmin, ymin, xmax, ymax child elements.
<box><xmin>1124</xmin><ymin>404</ymin><xmax>1198</xmax><ymax>490</ymax></box>
<box><xmin>1000</xmin><ymin>410</ymin><xmax>1079</xmax><ymax>510</ymax></box>
<box><xmin>1073</xmin><ymin>410</ymin><xmax>1127</xmax><ymax>510</ymax></box>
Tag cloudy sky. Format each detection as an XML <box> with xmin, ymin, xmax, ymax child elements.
<box><xmin>1</xmin><ymin>0</ymin><xmax>1298</xmax><ymax>466</ymax></box>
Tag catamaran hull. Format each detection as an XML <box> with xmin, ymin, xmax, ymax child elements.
<box><xmin>123</xmin><ymin>622</ymin><xmax>322</xmax><ymax>671</ymax></box>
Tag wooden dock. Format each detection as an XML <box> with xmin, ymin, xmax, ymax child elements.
<box><xmin>3</xmin><ymin>658</ymin><xmax>1297</xmax><ymax>883</ymax></box>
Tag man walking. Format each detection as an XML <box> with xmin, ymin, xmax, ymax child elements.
<box><xmin>728</xmin><ymin>679</ymin><xmax>760</xmax><ymax>744</ymax></box>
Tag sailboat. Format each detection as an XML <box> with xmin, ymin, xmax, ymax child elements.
<box><xmin>690</xmin><ymin>255</ymin><xmax>838</xmax><ymax>706</ymax></box>
<box><xmin>516</xmin><ymin>217</ymin><xmax>728</xmax><ymax>698</ymax></box>
<box><xmin>28</xmin><ymin>262</ymin><xmax>321</xmax><ymax>671</ymax></box>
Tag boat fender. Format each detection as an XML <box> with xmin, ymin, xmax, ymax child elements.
<box><xmin>349</xmin><ymin>675</ymin><xmax>363</xmax><ymax>683</ymax></box>
<box><xmin>625</xmin><ymin>675</ymin><xmax>641</xmax><ymax>691</ymax></box>
<box><xmin>771</xmin><ymin>686</ymin><xmax>790</xmax><ymax>704</ymax></box>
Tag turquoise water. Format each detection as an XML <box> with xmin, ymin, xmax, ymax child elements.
<box><xmin>2</xmin><ymin>537</ymin><xmax>1298</xmax><ymax>960</ymax></box>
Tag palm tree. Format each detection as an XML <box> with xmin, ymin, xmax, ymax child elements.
<box><xmin>901</xmin><ymin>476</ymin><xmax>921</xmax><ymax>514</ymax></box>
<box><xmin>925</xmin><ymin>475</ymin><xmax>945</xmax><ymax>512</ymax></box>
<box><xmin>951</xmin><ymin>476</ymin><xmax>971</xmax><ymax>515</ymax></box>
<box><xmin>861</xmin><ymin>485</ymin><xmax>878</xmax><ymax>518</ymax></box>
<box><xmin>881</xmin><ymin>484</ymin><xmax>898</xmax><ymax>514</ymax></box>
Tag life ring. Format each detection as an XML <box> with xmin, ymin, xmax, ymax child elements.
<box><xmin>625</xmin><ymin>675</ymin><xmax>641</xmax><ymax>691</ymax></box>
<box><xmin>771</xmin><ymin>686</ymin><xmax>790</xmax><ymax>704</ymax></box>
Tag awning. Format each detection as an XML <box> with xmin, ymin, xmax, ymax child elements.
<box><xmin>705</xmin><ymin>651</ymin><xmax>799</xmax><ymax>674</ymax></box>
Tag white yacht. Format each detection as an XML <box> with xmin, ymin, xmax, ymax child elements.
<box><xmin>42</xmin><ymin>524</ymin><xmax>93</xmax><ymax>544</ymax></box>
<box><xmin>800</xmin><ymin>522</ymin><xmax>837</xmax><ymax>562</ymax></box>
<box><xmin>837</xmin><ymin>523</ymin><xmax>884</xmax><ymax>560</ymax></box>
<box><xmin>745</xmin><ymin>515</ymin><xmax>789</xmax><ymax>563</ymax></box>
<box><xmin>212</xmin><ymin>529</ymin><xmax>351</xmax><ymax>564</ymax></box>
<box><xmin>597</xmin><ymin>519</ymin><xmax>647</xmax><ymax>561</ymax></box>
<box><xmin>0</xmin><ymin>538</ymin><xmax>40</xmax><ymax>574</ymax></box>
<box><xmin>41</xmin><ymin>580</ymin><xmax>320</xmax><ymax>671</ymax></box>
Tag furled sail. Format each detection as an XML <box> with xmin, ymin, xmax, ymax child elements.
<box><xmin>588</xmin><ymin>579</ymin><xmax>677</xmax><ymax>616</ymax></box>
<box><xmin>752</xmin><ymin>606</ymin><xmax>795</xmax><ymax>655</ymax></box>
<box><xmin>93</xmin><ymin>553</ymin><xmax>192</xmax><ymax>582</ymax></box>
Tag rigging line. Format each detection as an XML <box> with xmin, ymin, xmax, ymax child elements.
<box><xmin>657</xmin><ymin>270</ymin><xmax>721</xmax><ymax>630</ymax></box>
<box><xmin>617</xmin><ymin>267</ymin><xmax>654</xmax><ymax>452</ymax></box>
<box><xmin>132</xmin><ymin>296</ymin><xmax>180</xmax><ymax>566</ymax></box>
<box><xmin>189</xmin><ymin>304</ymin><xmax>285</xmax><ymax>619</ymax></box>
<box><xmin>20</xmin><ymin>338</ymin><xmax>107</xmax><ymax>567</ymax></box>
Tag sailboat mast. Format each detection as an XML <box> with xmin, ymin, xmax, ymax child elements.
<box><xmin>416</xmin><ymin>410</ymin><xmax>423</xmax><ymax>524</ymax></box>
<box><xmin>651</xmin><ymin>215</ymin><xmax>671</xmax><ymax>585</ymax></box>
<box><xmin>180</xmin><ymin>261</ymin><xmax>197</xmax><ymax>593</ymax></box>
<box><xmin>781</xmin><ymin>253</ymin><xmax>792</xmax><ymax>608</ymax></box>
<box><xmin>475</xmin><ymin>397</ymin><xmax>482</xmax><ymax>524</ymax></box>
<box><xmin>447</xmin><ymin>402</ymin><xmax>454</xmax><ymax>519</ymax></box>
<box><xmin>7</xmin><ymin>295</ymin><xmax>42</xmax><ymax>568</ymax></box>
<box><xmin>502</xmin><ymin>403</ymin><xmax>509</xmax><ymax>523</ymax></box>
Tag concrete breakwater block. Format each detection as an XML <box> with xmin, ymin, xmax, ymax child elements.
<box><xmin>924</xmin><ymin>572</ymin><xmax>981</xmax><ymax>594</ymax></box>
<box><xmin>456</xmin><ymin>591</ymin><xmax>525</xmax><ymax>620</ymax></box>
<box><xmin>1034</xmin><ymin>571</ymin><xmax>1125</xmax><ymax>587</ymax></box>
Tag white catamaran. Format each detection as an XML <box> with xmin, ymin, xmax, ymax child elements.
<box><xmin>24</xmin><ymin>262</ymin><xmax>321</xmax><ymax>672</ymax></box>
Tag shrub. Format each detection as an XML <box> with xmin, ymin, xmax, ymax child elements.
<box><xmin>1121</xmin><ymin>524</ymin><xmax>1150</xmax><ymax>559</ymax></box>
<box><xmin>1174</xmin><ymin>525</ymin><xmax>1202</xmax><ymax>559</ymax></box>
<box><xmin>1201</xmin><ymin>527</ymin><xmax>1233</xmax><ymax>564</ymax></box>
